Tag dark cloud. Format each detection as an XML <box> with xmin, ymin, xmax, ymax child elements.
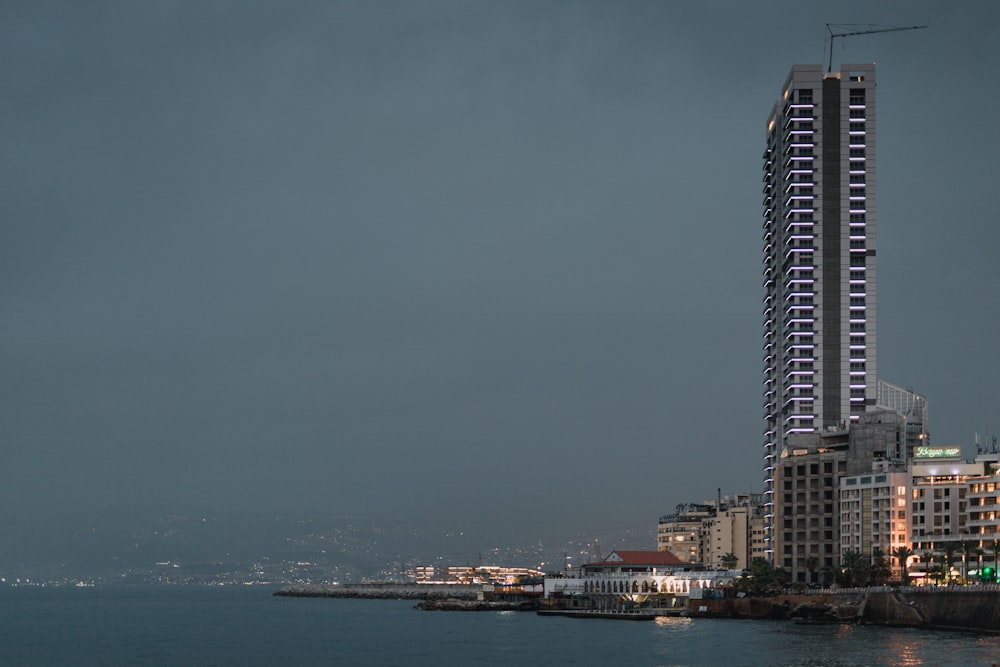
<box><xmin>2</xmin><ymin>0</ymin><xmax>998</xmax><ymax>541</ymax></box>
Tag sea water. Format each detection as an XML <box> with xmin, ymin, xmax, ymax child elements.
<box><xmin>3</xmin><ymin>585</ymin><xmax>1000</xmax><ymax>666</ymax></box>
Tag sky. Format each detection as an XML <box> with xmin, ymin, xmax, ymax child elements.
<box><xmin>3</xmin><ymin>0</ymin><xmax>999</xmax><ymax>545</ymax></box>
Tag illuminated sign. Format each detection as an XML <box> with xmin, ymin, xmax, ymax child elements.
<box><xmin>914</xmin><ymin>446</ymin><xmax>961</xmax><ymax>459</ymax></box>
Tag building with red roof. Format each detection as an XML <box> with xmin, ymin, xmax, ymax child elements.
<box><xmin>580</xmin><ymin>550</ymin><xmax>685</xmax><ymax>575</ymax></box>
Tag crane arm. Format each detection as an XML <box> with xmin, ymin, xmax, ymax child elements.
<box><xmin>826</xmin><ymin>24</ymin><xmax>928</xmax><ymax>72</ymax></box>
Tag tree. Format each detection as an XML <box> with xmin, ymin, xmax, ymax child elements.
<box><xmin>942</xmin><ymin>542</ymin><xmax>959</xmax><ymax>584</ymax></box>
<box><xmin>721</xmin><ymin>552</ymin><xmax>739</xmax><ymax>570</ymax></box>
<box><xmin>734</xmin><ymin>570</ymin><xmax>754</xmax><ymax>595</ymax></box>
<box><xmin>922</xmin><ymin>551</ymin><xmax>936</xmax><ymax>585</ymax></box>
<box><xmin>770</xmin><ymin>567</ymin><xmax>791</xmax><ymax>594</ymax></box>
<box><xmin>839</xmin><ymin>550</ymin><xmax>870</xmax><ymax>588</ymax></box>
<box><xmin>736</xmin><ymin>558</ymin><xmax>792</xmax><ymax>596</ymax></box>
<box><xmin>991</xmin><ymin>539</ymin><xmax>1000</xmax><ymax>575</ymax></box>
<box><xmin>961</xmin><ymin>540</ymin><xmax>976</xmax><ymax>584</ymax></box>
<box><xmin>804</xmin><ymin>555</ymin><xmax>819</xmax><ymax>586</ymax></box>
<box><xmin>870</xmin><ymin>548</ymin><xmax>891</xmax><ymax>586</ymax></box>
<box><xmin>892</xmin><ymin>546</ymin><xmax>913</xmax><ymax>585</ymax></box>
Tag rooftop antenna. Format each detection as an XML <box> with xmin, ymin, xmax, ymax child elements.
<box><xmin>825</xmin><ymin>23</ymin><xmax>927</xmax><ymax>72</ymax></box>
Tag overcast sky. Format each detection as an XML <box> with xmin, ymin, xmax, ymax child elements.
<box><xmin>3</xmin><ymin>0</ymin><xmax>998</xmax><ymax>544</ymax></box>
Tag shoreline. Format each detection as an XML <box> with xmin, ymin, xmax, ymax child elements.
<box><xmin>688</xmin><ymin>588</ymin><xmax>1000</xmax><ymax>633</ymax></box>
<box><xmin>273</xmin><ymin>583</ymin><xmax>481</xmax><ymax>601</ymax></box>
<box><xmin>274</xmin><ymin>583</ymin><xmax>1000</xmax><ymax>633</ymax></box>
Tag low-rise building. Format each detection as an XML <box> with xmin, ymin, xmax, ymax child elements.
<box><xmin>657</xmin><ymin>494</ymin><xmax>763</xmax><ymax>569</ymax></box>
<box><xmin>657</xmin><ymin>504</ymin><xmax>713</xmax><ymax>564</ymax></box>
<box><xmin>557</xmin><ymin>550</ymin><xmax>732</xmax><ymax>611</ymax></box>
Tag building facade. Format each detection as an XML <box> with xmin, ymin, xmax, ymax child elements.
<box><xmin>657</xmin><ymin>504</ymin><xmax>714</xmax><ymax>564</ymax></box>
<box><xmin>909</xmin><ymin>451</ymin><xmax>978</xmax><ymax>552</ymax></box>
<box><xmin>968</xmin><ymin>452</ymin><xmax>1000</xmax><ymax>543</ymax></box>
<box><xmin>657</xmin><ymin>495</ymin><xmax>763</xmax><ymax>569</ymax></box>
<box><xmin>839</xmin><ymin>461</ymin><xmax>911</xmax><ymax>570</ymax></box>
<box><xmin>774</xmin><ymin>436</ymin><xmax>848</xmax><ymax>580</ymax></box>
<box><xmin>762</xmin><ymin>64</ymin><xmax>878</xmax><ymax>557</ymax></box>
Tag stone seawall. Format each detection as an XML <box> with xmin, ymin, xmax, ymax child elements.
<box><xmin>690</xmin><ymin>593</ymin><xmax>864</xmax><ymax>622</ymax></box>
<box><xmin>274</xmin><ymin>583</ymin><xmax>481</xmax><ymax>600</ymax></box>
<box><xmin>863</xmin><ymin>590</ymin><xmax>1000</xmax><ymax>632</ymax></box>
<box><xmin>691</xmin><ymin>589</ymin><xmax>1000</xmax><ymax>633</ymax></box>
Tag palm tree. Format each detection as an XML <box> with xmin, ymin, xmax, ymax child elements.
<box><xmin>720</xmin><ymin>552</ymin><xmax>739</xmax><ymax>570</ymax></box>
<box><xmin>892</xmin><ymin>546</ymin><xmax>913</xmax><ymax>586</ymax></box>
<box><xmin>922</xmin><ymin>551</ymin><xmax>936</xmax><ymax>584</ymax></box>
<box><xmin>735</xmin><ymin>570</ymin><xmax>754</xmax><ymax>595</ymax></box>
<box><xmin>870</xmin><ymin>548</ymin><xmax>890</xmax><ymax>586</ymax></box>
<box><xmin>929</xmin><ymin>561</ymin><xmax>947</xmax><ymax>586</ymax></box>
<box><xmin>840</xmin><ymin>550</ymin><xmax>869</xmax><ymax>588</ymax></box>
<box><xmin>771</xmin><ymin>566</ymin><xmax>791</xmax><ymax>594</ymax></box>
<box><xmin>942</xmin><ymin>542</ymin><xmax>959</xmax><ymax>584</ymax></box>
<box><xmin>961</xmin><ymin>540</ymin><xmax>975</xmax><ymax>583</ymax></box>
<box><xmin>805</xmin><ymin>555</ymin><xmax>819</xmax><ymax>586</ymax></box>
<box><xmin>974</xmin><ymin>547</ymin><xmax>985</xmax><ymax>581</ymax></box>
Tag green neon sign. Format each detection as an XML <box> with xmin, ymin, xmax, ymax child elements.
<box><xmin>914</xmin><ymin>446</ymin><xmax>961</xmax><ymax>459</ymax></box>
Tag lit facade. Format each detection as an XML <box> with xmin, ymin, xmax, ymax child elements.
<box><xmin>839</xmin><ymin>461</ymin><xmax>910</xmax><ymax>569</ymax></box>
<box><xmin>909</xmin><ymin>454</ymin><xmax>978</xmax><ymax>552</ymax></box>
<box><xmin>657</xmin><ymin>495</ymin><xmax>763</xmax><ymax>569</ymax></box>
<box><xmin>705</xmin><ymin>506</ymin><xmax>752</xmax><ymax>570</ymax></box>
<box><xmin>763</xmin><ymin>64</ymin><xmax>878</xmax><ymax>556</ymax></box>
<box><xmin>968</xmin><ymin>454</ymin><xmax>1000</xmax><ymax>540</ymax></box>
<box><xmin>657</xmin><ymin>505</ymin><xmax>713</xmax><ymax>564</ymax></box>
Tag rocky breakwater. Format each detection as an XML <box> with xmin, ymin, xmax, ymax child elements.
<box><xmin>274</xmin><ymin>583</ymin><xmax>481</xmax><ymax>601</ymax></box>
<box><xmin>691</xmin><ymin>586</ymin><xmax>1000</xmax><ymax>632</ymax></box>
<box><xmin>862</xmin><ymin>587</ymin><xmax>1000</xmax><ymax>632</ymax></box>
<box><xmin>416</xmin><ymin>598</ymin><xmax>539</xmax><ymax>612</ymax></box>
<box><xmin>691</xmin><ymin>593</ymin><xmax>864</xmax><ymax>622</ymax></box>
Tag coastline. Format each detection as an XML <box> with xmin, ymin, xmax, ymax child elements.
<box><xmin>275</xmin><ymin>582</ymin><xmax>1000</xmax><ymax>633</ymax></box>
<box><xmin>273</xmin><ymin>583</ymin><xmax>481</xmax><ymax>601</ymax></box>
<box><xmin>689</xmin><ymin>587</ymin><xmax>1000</xmax><ymax>633</ymax></box>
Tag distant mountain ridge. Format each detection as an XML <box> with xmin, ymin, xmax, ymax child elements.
<box><xmin>0</xmin><ymin>506</ymin><xmax>652</xmax><ymax>584</ymax></box>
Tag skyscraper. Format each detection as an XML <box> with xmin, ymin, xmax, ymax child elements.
<box><xmin>761</xmin><ymin>64</ymin><xmax>878</xmax><ymax>558</ymax></box>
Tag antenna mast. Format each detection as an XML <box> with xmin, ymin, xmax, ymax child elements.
<box><xmin>825</xmin><ymin>23</ymin><xmax>927</xmax><ymax>72</ymax></box>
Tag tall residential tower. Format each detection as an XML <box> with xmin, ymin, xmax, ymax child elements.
<box><xmin>761</xmin><ymin>65</ymin><xmax>878</xmax><ymax>557</ymax></box>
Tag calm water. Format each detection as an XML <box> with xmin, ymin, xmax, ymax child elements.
<box><xmin>3</xmin><ymin>585</ymin><xmax>1000</xmax><ymax>666</ymax></box>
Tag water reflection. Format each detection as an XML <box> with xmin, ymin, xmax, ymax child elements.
<box><xmin>877</xmin><ymin>633</ymin><xmax>924</xmax><ymax>666</ymax></box>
